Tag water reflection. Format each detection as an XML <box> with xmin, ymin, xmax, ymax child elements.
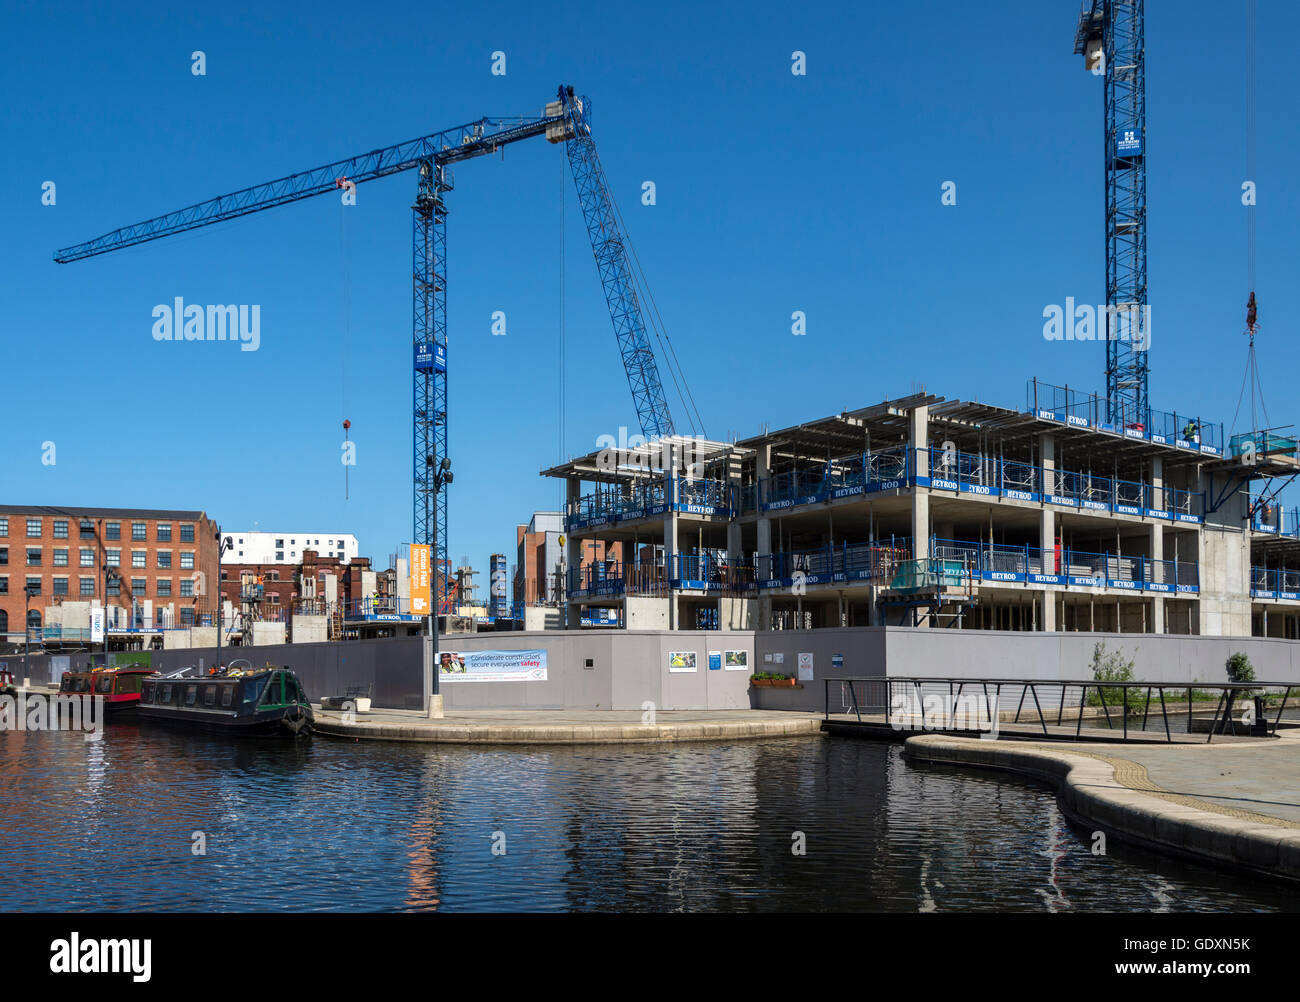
<box><xmin>0</xmin><ymin>729</ymin><xmax>1291</xmax><ymax>912</ymax></box>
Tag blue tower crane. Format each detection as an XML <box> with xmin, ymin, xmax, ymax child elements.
<box><xmin>53</xmin><ymin>84</ymin><xmax>681</xmax><ymax>611</ymax></box>
<box><xmin>1075</xmin><ymin>0</ymin><xmax>1149</xmax><ymax>428</ymax></box>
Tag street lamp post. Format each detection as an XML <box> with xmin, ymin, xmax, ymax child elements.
<box><xmin>424</xmin><ymin>455</ymin><xmax>452</xmax><ymax>717</ymax></box>
<box><xmin>215</xmin><ymin>526</ymin><xmax>230</xmax><ymax>676</ymax></box>
<box><xmin>23</xmin><ymin>583</ymin><xmax>39</xmax><ymax>686</ymax></box>
<box><xmin>100</xmin><ymin>566</ymin><xmax>121</xmax><ymax>666</ymax></box>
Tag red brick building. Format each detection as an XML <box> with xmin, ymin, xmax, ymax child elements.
<box><xmin>219</xmin><ymin>549</ymin><xmax>374</xmax><ymax>618</ymax></box>
<box><xmin>0</xmin><ymin>505</ymin><xmax>219</xmax><ymax>646</ymax></box>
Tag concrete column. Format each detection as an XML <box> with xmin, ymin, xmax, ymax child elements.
<box><xmin>1150</xmin><ymin>457</ymin><xmax>1165</xmax><ymax>633</ymax></box>
<box><xmin>910</xmin><ymin>404</ymin><xmax>930</xmax><ymax>561</ymax></box>
<box><xmin>565</xmin><ymin>478</ymin><xmax>582</xmax><ymax>627</ymax></box>
<box><xmin>1040</xmin><ymin>507</ymin><xmax>1056</xmax><ymax>631</ymax></box>
<box><xmin>664</xmin><ymin>508</ymin><xmax>678</xmax><ymax>630</ymax></box>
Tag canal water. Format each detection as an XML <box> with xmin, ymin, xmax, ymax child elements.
<box><xmin>0</xmin><ymin>727</ymin><xmax>1292</xmax><ymax>912</ymax></box>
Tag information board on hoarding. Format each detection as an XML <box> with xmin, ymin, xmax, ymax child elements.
<box><xmin>437</xmin><ymin>649</ymin><xmax>547</xmax><ymax>682</ymax></box>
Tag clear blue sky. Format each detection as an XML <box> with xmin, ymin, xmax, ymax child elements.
<box><xmin>3</xmin><ymin>0</ymin><xmax>1296</xmax><ymax>576</ymax></box>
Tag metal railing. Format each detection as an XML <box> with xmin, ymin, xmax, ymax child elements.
<box><xmin>826</xmin><ymin>676</ymin><xmax>1296</xmax><ymax>743</ymax></box>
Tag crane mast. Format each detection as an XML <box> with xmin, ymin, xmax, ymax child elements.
<box><xmin>1075</xmin><ymin>0</ymin><xmax>1149</xmax><ymax>428</ymax></box>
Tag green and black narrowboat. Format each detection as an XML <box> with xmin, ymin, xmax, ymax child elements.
<box><xmin>138</xmin><ymin>667</ymin><xmax>314</xmax><ymax>737</ymax></box>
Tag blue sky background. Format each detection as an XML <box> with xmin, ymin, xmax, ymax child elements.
<box><xmin>2</xmin><ymin>1</ymin><xmax>1296</xmax><ymax>578</ymax></box>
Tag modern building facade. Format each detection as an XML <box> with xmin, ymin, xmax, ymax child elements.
<box><xmin>546</xmin><ymin>381</ymin><xmax>1296</xmax><ymax>637</ymax></box>
<box><xmin>0</xmin><ymin>505</ymin><xmax>219</xmax><ymax>649</ymax></box>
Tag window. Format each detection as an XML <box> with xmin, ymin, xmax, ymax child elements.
<box><xmin>26</xmin><ymin>577</ymin><xmax>41</xmax><ymax>596</ymax></box>
<box><xmin>180</xmin><ymin>579</ymin><xmax>193</xmax><ymax>597</ymax></box>
<box><xmin>180</xmin><ymin>524</ymin><xmax>195</xmax><ymax>543</ymax></box>
<box><xmin>131</xmin><ymin>550</ymin><xmax>146</xmax><ymax>569</ymax></box>
<box><xmin>26</xmin><ymin>519</ymin><xmax>42</xmax><ymax>537</ymax></box>
<box><xmin>79</xmin><ymin>578</ymin><xmax>94</xmax><ymax>597</ymax></box>
<box><xmin>157</xmin><ymin>578</ymin><xmax>172</xmax><ymax>597</ymax></box>
<box><xmin>241</xmin><ymin>675</ymin><xmax>268</xmax><ymax>705</ymax></box>
<box><xmin>52</xmin><ymin>578</ymin><xmax>68</xmax><ymax>596</ymax></box>
<box><xmin>157</xmin><ymin>523</ymin><xmax>172</xmax><ymax>542</ymax></box>
<box><xmin>184</xmin><ymin>685</ymin><xmax>199</xmax><ymax>706</ymax></box>
<box><xmin>275</xmin><ymin>538</ymin><xmax>284</xmax><ymax>548</ymax></box>
<box><xmin>274</xmin><ymin>551</ymin><xmax>284</xmax><ymax>561</ymax></box>
<box><xmin>53</xmin><ymin>549</ymin><xmax>68</xmax><ymax>567</ymax></box>
<box><xmin>106</xmin><ymin>549</ymin><xmax>121</xmax><ymax>567</ymax></box>
<box><xmin>221</xmin><ymin>685</ymin><xmax>235</xmax><ymax>709</ymax></box>
<box><xmin>260</xmin><ymin>674</ymin><xmax>284</xmax><ymax>705</ymax></box>
<box><xmin>131</xmin><ymin>522</ymin><xmax>146</xmax><ymax>541</ymax></box>
<box><xmin>157</xmin><ymin>551</ymin><xmax>171</xmax><ymax>569</ymax></box>
<box><xmin>180</xmin><ymin>607</ymin><xmax>195</xmax><ymax>626</ymax></box>
<box><xmin>79</xmin><ymin>549</ymin><xmax>93</xmax><ymax>567</ymax></box>
<box><xmin>0</xmin><ymin>547</ymin><xmax>8</xmax><ymax>565</ymax></box>
<box><xmin>132</xmin><ymin>578</ymin><xmax>146</xmax><ymax>597</ymax></box>
<box><xmin>79</xmin><ymin>520</ymin><xmax>95</xmax><ymax>539</ymax></box>
<box><xmin>203</xmin><ymin>686</ymin><xmax>217</xmax><ymax>707</ymax></box>
<box><xmin>268</xmin><ymin>593</ymin><xmax>280</xmax><ymax>604</ymax></box>
<box><xmin>180</xmin><ymin>552</ymin><xmax>194</xmax><ymax>570</ymax></box>
<box><xmin>105</xmin><ymin>521</ymin><xmax>120</xmax><ymax>541</ymax></box>
<box><xmin>107</xmin><ymin>577</ymin><xmax>121</xmax><ymax>597</ymax></box>
<box><xmin>53</xmin><ymin>520</ymin><xmax>68</xmax><ymax>539</ymax></box>
<box><xmin>220</xmin><ymin>570</ymin><xmax>228</xmax><ymax>580</ymax></box>
<box><xmin>0</xmin><ymin>610</ymin><xmax>6</xmax><ymax>631</ymax></box>
<box><xmin>0</xmin><ymin>519</ymin><xmax>7</xmax><ymax>537</ymax></box>
<box><xmin>0</xmin><ymin>577</ymin><xmax>7</xmax><ymax>595</ymax></box>
<box><xmin>26</xmin><ymin>548</ymin><xmax>41</xmax><ymax>565</ymax></box>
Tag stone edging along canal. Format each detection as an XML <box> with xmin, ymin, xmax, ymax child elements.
<box><xmin>903</xmin><ymin>733</ymin><xmax>1300</xmax><ymax>884</ymax></box>
<box><xmin>312</xmin><ymin>710</ymin><xmax>826</xmax><ymax>745</ymax></box>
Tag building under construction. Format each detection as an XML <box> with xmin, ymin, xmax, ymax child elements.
<box><xmin>547</xmin><ymin>379</ymin><xmax>1300</xmax><ymax>639</ymax></box>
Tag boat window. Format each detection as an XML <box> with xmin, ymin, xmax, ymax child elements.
<box><xmin>220</xmin><ymin>685</ymin><xmax>234</xmax><ymax>709</ymax></box>
<box><xmin>75</xmin><ymin>676</ymin><xmax>91</xmax><ymax>693</ymax></box>
<box><xmin>184</xmin><ymin>685</ymin><xmax>199</xmax><ymax>706</ymax></box>
<box><xmin>287</xmin><ymin>675</ymin><xmax>308</xmax><ymax>705</ymax></box>
<box><xmin>96</xmin><ymin>676</ymin><xmax>114</xmax><ymax>694</ymax></box>
<box><xmin>142</xmin><ymin>681</ymin><xmax>154</xmax><ymax>702</ymax></box>
<box><xmin>203</xmin><ymin>685</ymin><xmax>217</xmax><ymax>707</ymax></box>
<box><xmin>260</xmin><ymin>673</ymin><xmax>284</xmax><ymax>706</ymax></box>
<box><xmin>160</xmin><ymin>684</ymin><xmax>173</xmax><ymax>704</ymax></box>
<box><xmin>60</xmin><ymin>675</ymin><xmax>76</xmax><ymax>692</ymax></box>
<box><xmin>118</xmin><ymin>674</ymin><xmax>143</xmax><ymax>695</ymax></box>
<box><xmin>241</xmin><ymin>676</ymin><xmax>269</xmax><ymax>706</ymax></box>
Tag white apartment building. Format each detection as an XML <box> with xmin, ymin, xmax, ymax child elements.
<box><xmin>223</xmin><ymin>531</ymin><xmax>360</xmax><ymax>565</ymax></box>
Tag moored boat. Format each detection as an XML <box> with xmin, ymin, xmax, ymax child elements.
<box><xmin>138</xmin><ymin>666</ymin><xmax>314</xmax><ymax>737</ymax></box>
<box><xmin>58</xmin><ymin>665</ymin><xmax>155</xmax><ymax>717</ymax></box>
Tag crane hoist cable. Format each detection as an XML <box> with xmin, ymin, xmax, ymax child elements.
<box><xmin>1231</xmin><ymin>0</ymin><xmax>1271</xmax><ymax>441</ymax></box>
<box><xmin>598</xmin><ymin>153</ymin><xmax>708</xmax><ymax>438</ymax></box>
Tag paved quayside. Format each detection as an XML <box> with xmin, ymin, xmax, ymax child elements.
<box><xmin>905</xmin><ymin>727</ymin><xmax>1300</xmax><ymax>883</ymax></box>
<box><xmin>314</xmin><ymin>707</ymin><xmax>825</xmax><ymax>745</ymax></box>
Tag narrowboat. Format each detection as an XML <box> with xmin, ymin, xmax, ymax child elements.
<box><xmin>57</xmin><ymin>665</ymin><xmax>156</xmax><ymax>717</ymax></box>
<box><xmin>137</xmin><ymin>666</ymin><xmax>314</xmax><ymax>737</ymax></box>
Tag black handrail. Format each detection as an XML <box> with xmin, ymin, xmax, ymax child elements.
<box><xmin>824</xmin><ymin>676</ymin><xmax>1296</xmax><ymax>743</ymax></box>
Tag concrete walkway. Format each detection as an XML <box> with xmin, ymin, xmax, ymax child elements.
<box><xmin>904</xmin><ymin>727</ymin><xmax>1300</xmax><ymax>882</ymax></box>
<box><xmin>313</xmin><ymin>707</ymin><xmax>825</xmax><ymax>745</ymax></box>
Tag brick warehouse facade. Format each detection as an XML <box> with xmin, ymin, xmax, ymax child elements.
<box><xmin>218</xmin><ymin>550</ymin><xmax>375</xmax><ymax>616</ymax></box>
<box><xmin>0</xmin><ymin>505</ymin><xmax>219</xmax><ymax>647</ymax></box>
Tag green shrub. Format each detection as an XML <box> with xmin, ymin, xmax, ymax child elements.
<box><xmin>1225</xmin><ymin>652</ymin><xmax>1256</xmax><ymax>685</ymax></box>
<box><xmin>1087</xmin><ymin>641</ymin><xmax>1143</xmax><ymax>710</ymax></box>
